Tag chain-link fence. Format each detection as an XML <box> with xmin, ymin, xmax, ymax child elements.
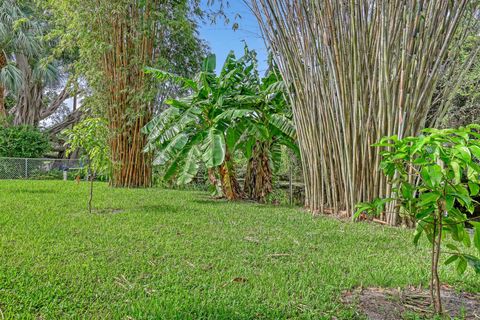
<box><xmin>0</xmin><ymin>157</ymin><xmax>84</xmax><ymax>180</ymax></box>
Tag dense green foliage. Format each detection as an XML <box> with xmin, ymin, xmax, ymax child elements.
<box><xmin>44</xmin><ymin>0</ymin><xmax>213</xmax><ymax>187</ymax></box>
<box><xmin>0</xmin><ymin>0</ymin><xmax>67</xmax><ymax>126</ymax></box>
<box><xmin>0</xmin><ymin>180</ymin><xmax>478</xmax><ymax>319</ymax></box>
<box><xmin>0</xmin><ymin>125</ymin><xmax>50</xmax><ymax>157</ymax></box>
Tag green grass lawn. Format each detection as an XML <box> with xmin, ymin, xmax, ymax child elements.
<box><xmin>0</xmin><ymin>180</ymin><xmax>478</xmax><ymax>319</ymax></box>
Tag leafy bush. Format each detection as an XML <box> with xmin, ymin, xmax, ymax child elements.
<box><xmin>0</xmin><ymin>126</ymin><xmax>50</xmax><ymax>158</ymax></box>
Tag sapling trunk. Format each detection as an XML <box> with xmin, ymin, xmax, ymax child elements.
<box><xmin>88</xmin><ymin>166</ymin><xmax>94</xmax><ymax>214</ymax></box>
<box><xmin>431</xmin><ymin>201</ymin><xmax>445</xmax><ymax>314</ymax></box>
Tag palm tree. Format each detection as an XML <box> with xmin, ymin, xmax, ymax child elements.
<box><xmin>13</xmin><ymin>53</ymin><xmax>62</xmax><ymax>126</ymax></box>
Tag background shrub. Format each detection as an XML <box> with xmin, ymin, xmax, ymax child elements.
<box><xmin>0</xmin><ymin>126</ymin><xmax>50</xmax><ymax>158</ymax></box>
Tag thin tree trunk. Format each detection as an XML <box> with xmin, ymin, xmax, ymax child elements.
<box><xmin>87</xmin><ymin>162</ymin><xmax>94</xmax><ymax>213</ymax></box>
<box><xmin>431</xmin><ymin>202</ymin><xmax>444</xmax><ymax>314</ymax></box>
<box><xmin>89</xmin><ymin>170</ymin><xmax>94</xmax><ymax>214</ymax></box>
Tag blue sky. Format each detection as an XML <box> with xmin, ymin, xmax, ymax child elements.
<box><xmin>199</xmin><ymin>1</ymin><xmax>269</xmax><ymax>74</ymax></box>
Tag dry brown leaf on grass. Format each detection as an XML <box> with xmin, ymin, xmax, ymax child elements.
<box><xmin>221</xmin><ymin>277</ymin><xmax>248</xmax><ymax>288</ymax></box>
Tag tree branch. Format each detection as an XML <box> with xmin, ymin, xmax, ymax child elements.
<box><xmin>40</xmin><ymin>84</ymin><xmax>83</xmax><ymax>121</ymax></box>
<box><xmin>48</xmin><ymin>107</ymin><xmax>83</xmax><ymax>135</ymax></box>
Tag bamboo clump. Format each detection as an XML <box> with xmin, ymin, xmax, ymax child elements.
<box><xmin>97</xmin><ymin>0</ymin><xmax>160</xmax><ymax>187</ymax></box>
<box><xmin>251</xmin><ymin>0</ymin><xmax>478</xmax><ymax>224</ymax></box>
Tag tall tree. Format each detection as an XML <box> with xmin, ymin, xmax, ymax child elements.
<box><xmin>0</xmin><ymin>0</ymin><xmax>76</xmax><ymax>127</ymax></box>
<box><xmin>251</xmin><ymin>0</ymin><xmax>479</xmax><ymax>224</ymax></box>
<box><xmin>48</xmin><ymin>0</ymin><xmax>208</xmax><ymax>187</ymax></box>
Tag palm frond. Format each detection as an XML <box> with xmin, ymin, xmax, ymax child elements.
<box><xmin>32</xmin><ymin>59</ymin><xmax>59</xmax><ymax>85</ymax></box>
<box><xmin>0</xmin><ymin>61</ymin><xmax>22</xmax><ymax>92</ymax></box>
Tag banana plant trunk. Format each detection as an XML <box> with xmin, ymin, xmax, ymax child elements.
<box><xmin>244</xmin><ymin>140</ymin><xmax>272</xmax><ymax>203</ymax></box>
<box><xmin>219</xmin><ymin>149</ymin><xmax>243</xmax><ymax>200</ymax></box>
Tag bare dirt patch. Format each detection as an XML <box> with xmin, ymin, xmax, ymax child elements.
<box><xmin>342</xmin><ymin>286</ymin><xmax>480</xmax><ymax>319</ymax></box>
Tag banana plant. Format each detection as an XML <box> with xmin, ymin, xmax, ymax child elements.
<box><xmin>143</xmin><ymin>52</ymin><xmax>255</xmax><ymax>200</ymax></box>
<box><xmin>234</xmin><ymin>50</ymin><xmax>299</xmax><ymax>202</ymax></box>
<box><xmin>144</xmin><ymin>46</ymin><xmax>298</xmax><ymax>202</ymax></box>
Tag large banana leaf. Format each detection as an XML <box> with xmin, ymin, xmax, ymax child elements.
<box><xmin>219</xmin><ymin>51</ymin><xmax>238</xmax><ymax>77</ymax></box>
<box><xmin>202</xmin><ymin>127</ymin><xmax>226</xmax><ymax>168</ymax></box>
<box><xmin>277</xmin><ymin>136</ymin><xmax>300</xmax><ymax>158</ymax></box>
<box><xmin>162</xmin><ymin>133</ymin><xmax>204</xmax><ymax>182</ymax></box>
<box><xmin>177</xmin><ymin>146</ymin><xmax>201</xmax><ymax>185</ymax></box>
<box><xmin>155</xmin><ymin>108</ymin><xmax>199</xmax><ymax>144</ymax></box>
<box><xmin>265</xmin><ymin>80</ymin><xmax>286</xmax><ymax>94</ymax></box>
<box><xmin>213</xmin><ymin>109</ymin><xmax>254</xmax><ymax>123</ymax></box>
<box><xmin>166</xmin><ymin>97</ymin><xmax>193</xmax><ymax>110</ymax></box>
<box><xmin>153</xmin><ymin>133</ymin><xmax>189</xmax><ymax>165</ymax></box>
<box><xmin>270</xmin><ymin>142</ymin><xmax>283</xmax><ymax>173</ymax></box>
<box><xmin>143</xmin><ymin>107</ymin><xmax>180</xmax><ymax>137</ymax></box>
<box><xmin>270</xmin><ymin>114</ymin><xmax>296</xmax><ymax>139</ymax></box>
<box><xmin>202</xmin><ymin>54</ymin><xmax>216</xmax><ymax>73</ymax></box>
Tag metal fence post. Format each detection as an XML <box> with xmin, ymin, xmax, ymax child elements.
<box><xmin>25</xmin><ymin>158</ymin><xmax>28</xmax><ymax>178</ymax></box>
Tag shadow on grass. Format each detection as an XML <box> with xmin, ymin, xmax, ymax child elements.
<box><xmin>191</xmin><ymin>198</ymin><xmax>230</xmax><ymax>206</ymax></box>
<box><xmin>136</xmin><ymin>204</ymin><xmax>181</xmax><ymax>214</ymax></box>
<box><xmin>13</xmin><ymin>188</ymin><xmax>56</xmax><ymax>194</ymax></box>
<box><xmin>190</xmin><ymin>198</ymin><xmax>295</xmax><ymax>211</ymax></box>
